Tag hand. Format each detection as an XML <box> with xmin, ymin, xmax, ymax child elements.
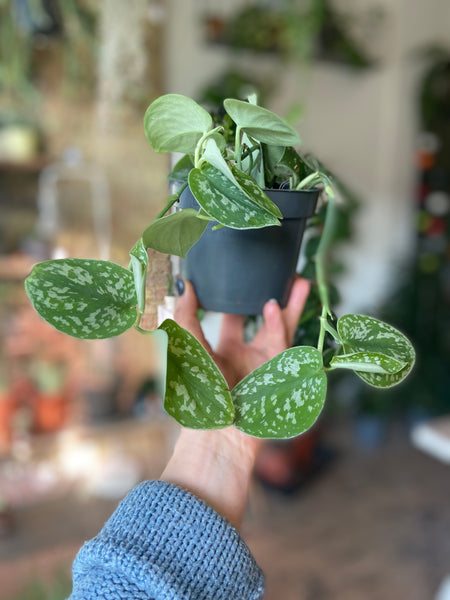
<box><xmin>173</xmin><ymin>277</ymin><xmax>311</xmax><ymax>387</ymax></box>
<box><xmin>161</xmin><ymin>278</ymin><xmax>310</xmax><ymax>528</ymax></box>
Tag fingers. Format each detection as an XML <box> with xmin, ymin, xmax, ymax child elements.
<box><xmin>262</xmin><ymin>299</ymin><xmax>288</xmax><ymax>358</ymax></box>
<box><xmin>282</xmin><ymin>277</ymin><xmax>310</xmax><ymax>345</ymax></box>
<box><xmin>216</xmin><ymin>313</ymin><xmax>245</xmax><ymax>355</ymax></box>
<box><xmin>174</xmin><ymin>280</ymin><xmax>212</xmax><ymax>352</ymax></box>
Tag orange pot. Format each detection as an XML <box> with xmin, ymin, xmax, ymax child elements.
<box><xmin>34</xmin><ymin>393</ymin><xmax>68</xmax><ymax>433</ymax></box>
<box><xmin>0</xmin><ymin>392</ymin><xmax>17</xmax><ymax>452</ymax></box>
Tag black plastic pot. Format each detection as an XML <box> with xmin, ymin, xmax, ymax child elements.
<box><xmin>179</xmin><ymin>186</ymin><xmax>319</xmax><ymax>314</ymax></box>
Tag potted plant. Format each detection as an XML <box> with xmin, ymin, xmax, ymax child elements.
<box><xmin>24</xmin><ymin>94</ymin><xmax>415</xmax><ymax>439</ymax></box>
<box><xmin>0</xmin><ymin>369</ymin><xmax>17</xmax><ymax>452</ymax></box>
<box><xmin>30</xmin><ymin>359</ymin><xmax>68</xmax><ymax>433</ymax></box>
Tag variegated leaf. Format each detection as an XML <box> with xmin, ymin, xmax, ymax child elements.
<box><xmin>158</xmin><ymin>319</ymin><xmax>234</xmax><ymax>429</ymax></box>
<box><xmin>330</xmin><ymin>352</ymin><xmax>406</xmax><ymax>374</ymax></box>
<box><xmin>230</xmin><ymin>164</ymin><xmax>282</xmax><ymax>218</ymax></box>
<box><xmin>232</xmin><ymin>346</ymin><xmax>327</xmax><ymax>439</ymax></box>
<box><xmin>337</xmin><ymin>314</ymin><xmax>415</xmax><ymax>388</ymax></box>
<box><xmin>25</xmin><ymin>259</ymin><xmax>137</xmax><ymax>339</ymax></box>
<box><xmin>188</xmin><ymin>164</ymin><xmax>280</xmax><ymax>229</ymax></box>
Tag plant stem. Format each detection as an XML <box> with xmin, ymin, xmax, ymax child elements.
<box><xmin>135</xmin><ymin>324</ymin><xmax>151</xmax><ymax>335</ymax></box>
<box><xmin>297</xmin><ymin>172</ymin><xmax>337</xmax><ymax>352</ymax></box>
<box><xmin>295</xmin><ymin>171</ymin><xmax>321</xmax><ymax>190</ymax></box>
<box><xmin>156</xmin><ymin>182</ymin><xmax>188</xmax><ymax>219</ymax></box>
<box><xmin>235</xmin><ymin>126</ymin><xmax>243</xmax><ymax>170</ymax></box>
<box><xmin>317</xmin><ymin>307</ymin><xmax>328</xmax><ymax>354</ymax></box>
<box><xmin>194</xmin><ymin>126</ymin><xmax>224</xmax><ymax>167</ymax></box>
<box><xmin>196</xmin><ymin>212</ymin><xmax>214</xmax><ymax>221</ymax></box>
<box><xmin>240</xmin><ymin>144</ymin><xmax>260</xmax><ymax>160</ymax></box>
<box><xmin>315</xmin><ymin>179</ymin><xmax>336</xmax><ymax>320</ymax></box>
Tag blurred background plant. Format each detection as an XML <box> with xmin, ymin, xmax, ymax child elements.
<box><xmin>204</xmin><ymin>0</ymin><xmax>380</xmax><ymax>69</ymax></box>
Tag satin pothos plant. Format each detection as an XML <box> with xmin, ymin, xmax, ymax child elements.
<box><xmin>25</xmin><ymin>94</ymin><xmax>415</xmax><ymax>438</ymax></box>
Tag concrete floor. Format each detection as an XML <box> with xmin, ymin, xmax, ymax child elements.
<box><xmin>0</xmin><ymin>417</ymin><xmax>448</xmax><ymax>599</ymax></box>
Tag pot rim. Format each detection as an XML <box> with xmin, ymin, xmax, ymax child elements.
<box><xmin>180</xmin><ymin>185</ymin><xmax>319</xmax><ymax>220</ymax></box>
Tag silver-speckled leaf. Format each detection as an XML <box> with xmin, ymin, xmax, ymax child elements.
<box><xmin>330</xmin><ymin>352</ymin><xmax>406</xmax><ymax>374</ymax></box>
<box><xmin>337</xmin><ymin>314</ymin><xmax>415</xmax><ymax>388</ymax></box>
<box><xmin>232</xmin><ymin>346</ymin><xmax>327</xmax><ymax>439</ymax></box>
<box><xmin>230</xmin><ymin>164</ymin><xmax>282</xmax><ymax>219</ymax></box>
<box><xmin>188</xmin><ymin>164</ymin><xmax>280</xmax><ymax>229</ymax></box>
<box><xmin>158</xmin><ymin>319</ymin><xmax>234</xmax><ymax>429</ymax></box>
<box><xmin>129</xmin><ymin>238</ymin><xmax>148</xmax><ymax>314</ymax></box>
<box><xmin>25</xmin><ymin>259</ymin><xmax>137</xmax><ymax>339</ymax></box>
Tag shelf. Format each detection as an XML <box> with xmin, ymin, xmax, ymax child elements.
<box><xmin>0</xmin><ymin>156</ymin><xmax>51</xmax><ymax>173</ymax></box>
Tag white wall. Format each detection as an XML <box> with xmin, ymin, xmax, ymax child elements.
<box><xmin>163</xmin><ymin>0</ymin><xmax>449</xmax><ymax>313</ymax></box>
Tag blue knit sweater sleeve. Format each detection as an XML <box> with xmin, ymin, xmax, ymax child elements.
<box><xmin>68</xmin><ymin>480</ymin><xmax>265</xmax><ymax>599</ymax></box>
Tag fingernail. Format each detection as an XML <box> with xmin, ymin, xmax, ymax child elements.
<box><xmin>267</xmin><ymin>298</ymin><xmax>278</xmax><ymax>304</ymax></box>
<box><xmin>175</xmin><ymin>277</ymin><xmax>185</xmax><ymax>296</ymax></box>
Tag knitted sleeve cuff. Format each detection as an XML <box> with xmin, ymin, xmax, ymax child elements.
<box><xmin>69</xmin><ymin>480</ymin><xmax>265</xmax><ymax>600</ymax></box>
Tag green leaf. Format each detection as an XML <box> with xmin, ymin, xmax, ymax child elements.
<box><xmin>208</xmin><ymin>130</ymin><xmax>227</xmax><ymax>152</ymax></box>
<box><xmin>277</xmin><ymin>146</ymin><xmax>310</xmax><ymax>185</ymax></box>
<box><xmin>168</xmin><ymin>154</ymin><xmax>194</xmax><ymax>182</ymax></box>
<box><xmin>158</xmin><ymin>319</ymin><xmax>234</xmax><ymax>429</ymax></box>
<box><xmin>230</xmin><ymin>164</ymin><xmax>283</xmax><ymax>219</ymax></box>
<box><xmin>189</xmin><ymin>164</ymin><xmax>280</xmax><ymax>229</ymax></box>
<box><xmin>142</xmin><ymin>209</ymin><xmax>209</xmax><ymax>257</ymax></box>
<box><xmin>330</xmin><ymin>352</ymin><xmax>406</xmax><ymax>374</ymax></box>
<box><xmin>201</xmin><ymin>138</ymin><xmax>236</xmax><ymax>184</ymax></box>
<box><xmin>337</xmin><ymin>314</ymin><xmax>416</xmax><ymax>388</ymax></box>
<box><xmin>25</xmin><ymin>259</ymin><xmax>137</xmax><ymax>339</ymax></box>
<box><xmin>129</xmin><ymin>238</ymin><xmax>148</xmax><ymax>314</ymax></box>
<box><xmin>144</xmin><ymin>94</ymin><xmax>213</xmax><ymax>154</ymax></box>
<box><xmin>224</xmin><ymin>98</ymin><xmax>301</xmax><ymax>146</ymax></box>
<box><xmin>232</xmin><ymin>347</ymin><xmax>327</xmax><ymax>439</ymax></box>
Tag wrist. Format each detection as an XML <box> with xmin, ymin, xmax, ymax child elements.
<box><xmin>161</xmin><ymin>427</ymin><xmax>260</xmax><ymax>528</ymax></box>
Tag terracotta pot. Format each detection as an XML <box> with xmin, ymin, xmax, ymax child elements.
<box><xmin>34</xmin><ymin>393</ymin><xmax>68</xmax><ymax>433</ymax></box>
<box><xmin>0</xmin><ymin>392</ymin><xmax>17</xmax><ymax>451</ymax></box>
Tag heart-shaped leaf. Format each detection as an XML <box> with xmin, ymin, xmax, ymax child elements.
<box><xmin>158</xmin><ymin>319</ymin><xmax>234</xmax><ymax>429</ymax></box>
<box><xmin>144</xmin><ymin>94</ymin><xmax>213</xmax><ymax>154</ymax></box>
<box><xmin>330</xmin><ymin>352</ymin><xmax>406</xmax><ymax>374</ymax></box>
<box><xmin>337</xmin><ymin>314</ymin><xmax>415</xmax><ymax>388</ymax></box>
<box><xmin>224</xmin><ymin>98</ymin><xmax>301</xmax><ymax>146</ymax></box>
<box><xmin>142</xmin><ymin>209</ymin><xmax>209</xmax><ymax>257</ymax></box>
<box><xmin>129</xmin><ymin>238</ymin><xmax>148</xmax><ymax>314</ymax></box>
<box><xmin>189</xmin><ymin>164</ymin><xmax>280</xmax><ymax>229</ymax></box>
<box><xmin>232</xmin><ymin>346</ymin><xmax>327</xmax><ymax>438</ymax></box>
<box><xmin>25</xmin><ymin>259</ymin><xmax>137</xmax><ymax>339</ymax></box>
